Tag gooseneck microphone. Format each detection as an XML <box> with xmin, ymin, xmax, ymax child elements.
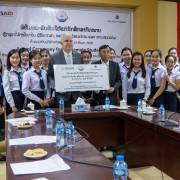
<box><xmin>164</xmin><ymin>111</ymin><xmax>179</xmax><ymax>127</ymax></box>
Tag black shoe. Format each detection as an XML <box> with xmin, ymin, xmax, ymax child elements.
<box><xmin>0</xmin><ymin>154</ymin><xmax>6</xmax><ymax>161</ymax></box>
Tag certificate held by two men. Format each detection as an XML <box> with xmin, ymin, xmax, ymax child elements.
<box><xmin>54</xmin><ymin>64</ymin><xmax>109</xmax><ymax>92</ymax></box>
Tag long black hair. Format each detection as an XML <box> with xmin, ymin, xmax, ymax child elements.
<box><xmin>127</xmin><ymin>51</ymin><xmax>146</xmax><ymax>79</ymax></box>
<box><xmin>6</xmin><ymin>49</ymin><xmax>20</xmax><ymax>71</ymax></box>
<box><xmin>29</xmin><ymin>50</ymin><xmax>41</xmax><ymax>67</ymax></box>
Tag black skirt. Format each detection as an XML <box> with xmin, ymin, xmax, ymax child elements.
<box><xmin>6</xmin><ymin>91</ymin><xmax>25</xmax><ymax>115</ymax></box>
<box><xmin>164</xmin><ymin>91</ymin><xmax>177</xmax><ymax>112</ymax></box>
<box><xmin>27</xmin><ymin>91</ymin><xmax>45</xmax><ymax>109</ymax></box>
<box><xmin>149</xmin><ymin>87</ymin><xmax>165</xmax><ymax>108</ymax></box>
<box><xmin>127</xmin><ymin>93</ymin><xmax>145</xmax><ymax>106</ymax></box>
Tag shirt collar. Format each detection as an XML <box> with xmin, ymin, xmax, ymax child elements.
<box><xmin>101</xmin><ymin>59</ymin><xmax>109</xmax><ymax>66</ymax></box>
<box><xmin>30</xmin><ymin>66</ymin><xmax>41</xmax><ymax>72</ymax></box>
<box><xmin>132</xmin><ymin>68</ymin><xmax>141</xmax><ymax>72</ymax></box>
<box><xmin>21</xmin><ymin>63</ymin><xmax>29</xmax><ymax>69</ymax></box>
<box><xmin>149</xmin><ymin>62</ymin><xmax>163</xmax><ymax>69</ymax></box>
<box><xmin>10</xmin><ymin>66</ymin><xmax>21</xmax><ymax>72</ymax></box>
<box><xmin>63</xmin><ymin>50</ymin><xmax>72</xmax><ymax>57</ymax></box>
<box><xmin>168</xmin><ymin>68</ymin><xmax>176</xmax><ymax>75</ymax></box>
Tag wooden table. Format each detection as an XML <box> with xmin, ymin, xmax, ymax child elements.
<box><xmin>6</xmin><ymin>112</ymin><xmax>114</xmax><ymax>180</ymax></box>
<box><xmin>7</xmin><ymin>107</ymin><xmax>180</xmax><ymax>179</ymax></box>
<box><xmin>61</xmin><ymin>107</ymin><xmax>180</xmax><ymax>179</ymax></box>
<box><xmin>123</xmin><ymin>108</ymin><xmax>180</xmax><ymax>179</ymax></box>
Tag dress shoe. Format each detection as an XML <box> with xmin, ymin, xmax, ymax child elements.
<box><xmin>0</xmin><ymin>154</ymin><xmax>6</xmax><ymax>161</ymax></box>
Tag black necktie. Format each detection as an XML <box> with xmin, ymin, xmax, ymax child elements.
<box><xmin>132</xmin><ymin>70</ymin><xmax>140</xmax><ymax>89</ymax></box>
<box><xmin>151</xmin><ymin>68</ymin><xmax>158</xmax><ymax>88</ymax></box>
<box><xmin>0</xmin><ymin>74</ymin><xmax>4</xmax><ymax>97</ymax></box>
<box><xmin>13</xmin><ymin>71</ymin><xmax>22</xmax><ymax>91</ymax></box>
<box><xmin>34</xmin><ymin>70</ymin><xmax>45</xmax><ymax>90</ymax></box>
<box><xmin>124</xmin><ymin>65</ymin><xmax>129</xmax><ymax>71</ymax></box>
<box><xmin>165</xmin><ymin>72</ymin><xmax>171</xmax><ymax>89</ymax></box>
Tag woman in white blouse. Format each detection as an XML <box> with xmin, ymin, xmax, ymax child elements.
<box><xmin>164</xmin><ymin>54</ymin><xmax>180</xmax><ymax>112</ymax></box>
<box><xmin>22</xmin><ymin>50</ymin><xmax>51</xmax><ymax>109</ymax></box>
<box><xmin>122</xmin><ymin>51</ymin><xmax>151</xmax><ymax>105</ymax></box>
<box><xmin>3</xmin><ymin>49</ymin><xmax>25</xmax><ymax>115</ymax></box>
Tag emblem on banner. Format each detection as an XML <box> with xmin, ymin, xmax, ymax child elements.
<box><xmin>56</xmin><ymin>11</ymin><xmax>68</xmax><ymax>22</ymax></box>
<box><xmin>78</xmin><ymin>65</ymin><xmax>84</xmax><ymax>71</ymax></box>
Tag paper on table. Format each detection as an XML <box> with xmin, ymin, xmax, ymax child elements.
<box><xmin>9</xmin><ymin>136</ymin><xmax>56</xmax><ymax>146</ymax></box>
<box><xmin>10</xmin><ymin>154</ymin><xmax>70</xmax><ymax>175</ymax></box>
<box><xmin>6</xmin><ymin>117</ymin><xmax>37</xmax><ymax>126</ymax></box>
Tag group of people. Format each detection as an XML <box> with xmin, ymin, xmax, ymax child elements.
<box><xmin>80</xmin><ymin>45</ymin><xmax>180</xmax><ymax>114</ymax></box>
<box><xmin>120</xmin><ymin>47</ymin><xmax>180</xmax><ymax>113</ymax></box>
<box><xmin>1</xmin><ymin>32</ymin><xmax>180</xmax><ymax>160</ymax></box>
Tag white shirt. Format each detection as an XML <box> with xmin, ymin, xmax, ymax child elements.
<box><xmin>22</xmin><ymin>67</ymin><xmax>50</xmax><ymax>103</ymax></box>
<box><xmin>146</xmin><ymin>63</ymin><xmax>167</xmax><ymax>87</ymax></box>
<box><xmin>3</xmin><ymin>67</ymin><xmax>24</xmax><ymax>107</ymax></box>
<box><xmin>119</xmin><ymin>62</ymin><xmax>130</xmax><ymax>80</ymax></box>
<box><xmin>165</xmin><ymin>69</ymin><xmax>180</xmax><ymax>92</ymax></box>
<box><xmin>122</xmin><ymin>68</ymin><xmax>151</xmax><ymax>100</ymax></box>
<box><xmin>63</xmin><ymin>51</ymin><xmax>73</xmax><ymax>64</ymax></box>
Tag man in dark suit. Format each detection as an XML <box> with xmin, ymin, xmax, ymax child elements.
<box><xmin>48</xmin><ymin>33</ymin><xmax>83</xmax><ymax>107</ymax></box>
<box><xmin>93</xmin><ymin>45</ymin><xmax>121</xmax><ymax>105</ymax></box>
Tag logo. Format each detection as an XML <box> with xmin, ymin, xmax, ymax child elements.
<box><xmin>0</xmin><ymin>11</ymin><xmax>13</xmax><ymax>17</ymax></box>
<box><xmin>108</xmin><ymin>15</ymin><xmax>126</xmax><ymax>23</ymax></box>
<box><xmin>65</xmin><ymin>67</ymin><xmax>74</xmax><ymax>70</ymax></box>
<box><xmin>56</xmin><ymin>11</ymin><xmax>68</xmax><ymax>22</ymax></box>
<box><xmin>94</xmin><ymin>65</ymin><xmax>97</xmax><ymax>68</ymax></box>
<box><xmin>78</xmin><ymin>65</ymin><xmax>84</xmax><ymax>71</ymax></box>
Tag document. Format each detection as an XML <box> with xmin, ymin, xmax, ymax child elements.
<box><xmin>54</xmin><ymin>64</ymin><xmax>109</xmax><ymax>92</ymax></box>
<box><xmin>10</xmin><ymin>154</ymin><xmax>70</xmax><ymax>175</ymax></box>
<box><xmin>6</xmin><ymin>117</ymin><xmax>37</xmax><ymax>126</ymax></box>
<box><xmin>9</xmin><ymin>136</ymin><xmax>56</xmax><ymax>146</ymax></box>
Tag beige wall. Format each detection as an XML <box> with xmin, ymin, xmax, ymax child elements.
<box><xmin>158</xmin><ymin>1</ymin><xmax>177</xmax><ymax>60</ymax></box>
<box><xmin>5</xmin><ymin>0</ymin><xmax>158</xmax><ymax>54</ymax></box>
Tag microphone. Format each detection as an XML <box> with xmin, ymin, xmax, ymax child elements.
<box><xmin>35</xmin><ymin>110</ymin><xmax>46</xmax><ymax>115</ymax></box>
<box><xmin>24</xmin><ymin>106</ymin><xmax>33</xmax><ymax>111</ymax></box>
<box><xmin>164</xmin><ymin>111</ymin><xmax>179</xmax><ymax>127</ymax></box>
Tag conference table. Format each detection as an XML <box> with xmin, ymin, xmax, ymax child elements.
<box><xmin>6</xmin><ymin>107</ymin><xmax>180</xmax><ymax>179</ymax></box>
<box><xmin>6</xmin><ymin>111</ymin><xmax>118</xmax><ymax>180</ymax></box>
<box><xmin>61</xmin><ymin>107</ymin><xmax>180</xmax><ymax>179</ymax></box>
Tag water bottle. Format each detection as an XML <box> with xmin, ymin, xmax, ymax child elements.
<box><xmin>45</xmin><ymin>108</ymin><xmax>53</xmax><ymax>130</ymax></box>
<box><xmin>159</xmin><ymin>104</ymin><xmax>165</xmax><ymax>121</ymax></box>
<box><xmin>137</xmin><ymin>99</ymin><xmax>143</xmax><ymax>112</ymax></box>
<box><xmin>56</xmin><ymin>121</ymin><xmax>65</xmax><ymax>147</ymax></box>
<box><xmin>66</xmin><ymin>121</ymin><xmax>75</xmax><ymax>148</ymax></box>
<box><xmin>59</xmin><ymin>97</ymin><xmax>64</xmax><ymax>114</ymax></box>
<box><xmin>105</xmin><ymin>95</ymin><xmax>110</xmax><ymax>111</ymax></box>
<box><xmin>142</xmin><ymin>100</ymin><xmax>146</xmax><ymax>112</ymax></box>
<box><xmin>113</xmin><ymin>155</ymin><xmax>128</xmax><ymax>180</ymax></box>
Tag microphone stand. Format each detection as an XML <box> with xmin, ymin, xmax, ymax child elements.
<box><xmin>164</xmin><ymin>111</ymin><xmax>179</xmax><ymax>127</ymax></box>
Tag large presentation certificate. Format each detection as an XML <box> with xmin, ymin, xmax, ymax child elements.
<box><xmin>54</xmin><ymin>64</ymin><xmax>109</xmax><ymax>92</ymax></box>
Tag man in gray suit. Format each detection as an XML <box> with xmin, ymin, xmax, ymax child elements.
<box><xmin>92</xmin><ymin>45</ymin><xmax>121</xmax><ymax>105</ymax></box>
<box><xmin>48</xmin><ymin>33</ymin><xmax>83</xmax><ymax>107</ymax></box>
